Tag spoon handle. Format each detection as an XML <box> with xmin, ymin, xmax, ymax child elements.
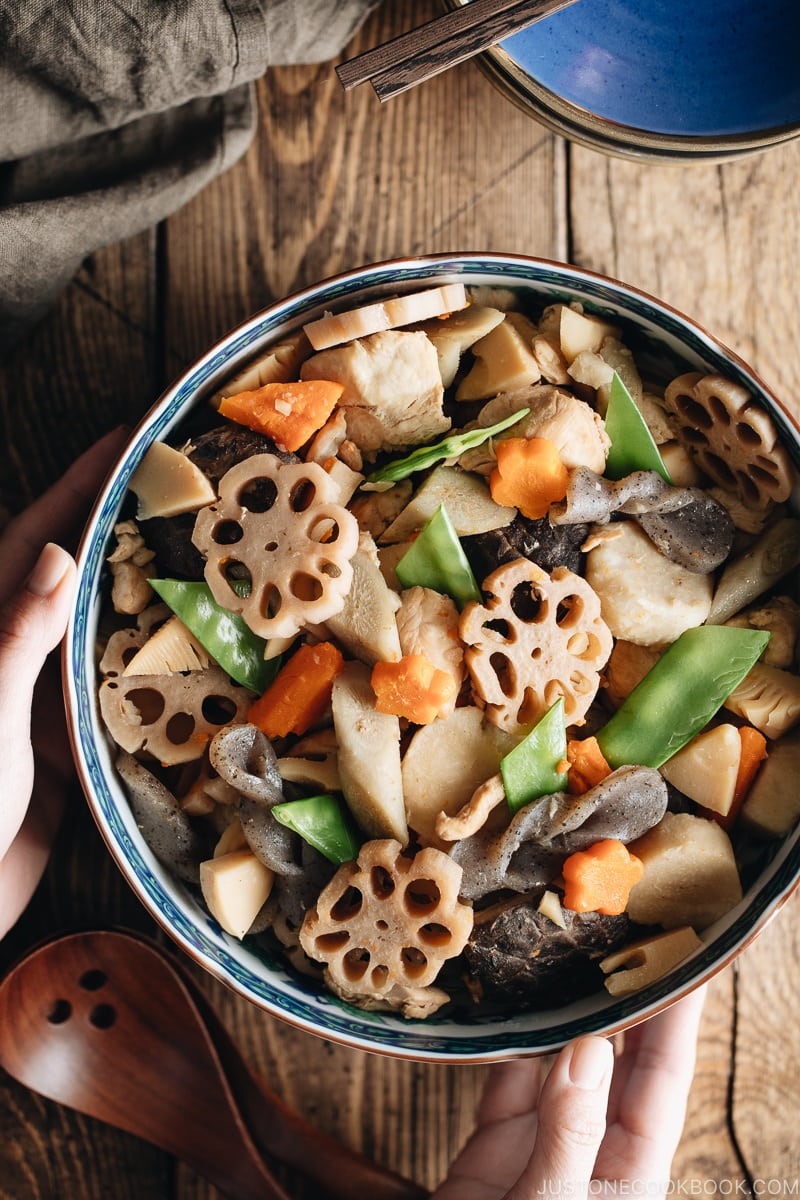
<box><xmin>175</xmin><ymin>956</ymin><xmax>430</xmax><ymax>1200</ymax></box>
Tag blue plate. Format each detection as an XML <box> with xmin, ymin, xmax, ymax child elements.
<box><xmin>457</xmin><ymin>0</ymin><xmax>800</xmax><ymax>158</ymax></box>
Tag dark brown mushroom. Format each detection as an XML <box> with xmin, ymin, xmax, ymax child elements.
<box><xmin>466</xmin><ymin>902</ymin><xmax>633</xmax><ymax>1005</ymax></box>
<box><xmin>461</xmin><ymin>513</ymin><xmax>589</xmax><ymax>581</ymax></box>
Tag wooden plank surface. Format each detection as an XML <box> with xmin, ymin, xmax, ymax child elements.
<box><xmin>569</xmin><ymin>141</ymin><xmax>800</xmax><ymax>1186</ymax></box>
<box><xmin>1</xmin><ymin>0</ymin><xmax>799</xmax><ymax>1195</ymax></box>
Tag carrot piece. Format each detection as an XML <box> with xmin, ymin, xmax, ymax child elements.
<box><xmin>219</xmin><ymin>379</ymin><xmax>344</xmax><ymax>453</ymax></box>
<box><xmin>371</xmin><ymin>654</ymin><xmax>458</xmax><ymax>725</ymax></box>
<box><xmin>489</xmin><ymin>437</ymin><xmax>569</xmax><ymax>520</ymax></box>
<box><xmin>562</xmin><ymin>838</ymin><xmax>644</xmax><ymax>916</ymax></box>
<box><xmin>248</xmin><ymin>641</ymin><xmax>344</xmax><ymax>739</ymax></box>
<box><xmin>566</xmin><ymin>736</ymin><xmax>612</xmax><ymax>795</ymax></box>
<box><xmin>708</xmin><ymin>725</ymin><xmax>769</xmax><ymax>831</ymax></box>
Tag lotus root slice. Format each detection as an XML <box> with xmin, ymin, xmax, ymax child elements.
<box><xmin>99</xmin><ymin>617</ymin><xmax>251</xmax><ymax>765</ymax></box>
<box><xmin>192</xmin><ymin>453</ymin><xmax>359</xmax><ymax>640</ymax></box>
<box><xmin>664</xmin><ymin>372</ymin><xmax>795</xmax><ymax>511</ymax></box>
<box><xmin>460</xmin><ymin>560</ymin><xmax>613</xmax><ymax>734</ymax></box>
<box><xmin>299</xmin><ymin>839</ymin><xmax>473</xmax><ymax>1005</ymax></box>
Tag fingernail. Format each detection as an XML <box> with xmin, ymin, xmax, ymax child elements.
<box><xmin>568</xmin><ymin>1037</ymin><xmax>612</xmax><ymax>1091</ymax></box>
<box><xmin>26</xmin><ymin>543</ymin><xmax>72</xmax><ymax>597</ymax></box>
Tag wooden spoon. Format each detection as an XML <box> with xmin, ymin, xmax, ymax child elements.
<box><xmin>0</xmin><ymin>929</ymin><xmax>429</xmax><ymax>1200</ymax></box>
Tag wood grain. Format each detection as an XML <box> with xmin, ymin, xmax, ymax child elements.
<box><xmin>733</xmin><ymin>890</ymin><xmax>800</xmax><ymax>1182</ymax></box>
<box><xmin>0</xmin><ymin>230</ymin><xmax>158</xmax><ymax>521</ymax></box>
<box><xmin>1</xmin><ymin>0</ymin><xmax>799</xmax><ymax>1194</ymax></box>
<box><xmin>569</xmin><ymin>138</ymin><xmax>800</xmax><ymax>1187</ymax></box>
<box><xmin>163</xmin><ymin>0</ymin><xmax>565</xmax><ymax>369</ymax></box>
<box><xmin>337</xmin><ymin>0</ymin><xmax>579</xmax><ymax>100</ymax></box>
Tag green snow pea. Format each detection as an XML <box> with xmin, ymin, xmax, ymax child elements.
<box><xmin>272</xmin><ymin>794</ymin><xmax>360</xmax><ymax>865</ymax></box>
<box><xmin>604</xmin><ymin>372</ymin><xmax>672</xmax><ymax>483</ymax></box>
<box><xmin>149</xmin><ymin>579</ymin><xmax>279</xmax><ymax>695</ymax></box>
<box><xmin>596</xmin><ymin>626</ymin><xmax>770</xmax><ymax>770</ymax></box>
<box><xmin>500</xmin><ymin>698</ymin><xmax>569</xmax><ymax>813</ymax></box>
<box><xmin>367</xmin><ymin>407</ymin><xmax>529</xmax><ymax>484</ymax></box>
<box><xmin>395</xmin><ymin>504</ymin><xmax>481</xmax><ymax>609</ymax></box>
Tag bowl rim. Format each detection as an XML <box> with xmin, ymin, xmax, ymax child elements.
<box><xmin>65</xmin><ymin>251</ymin><xmax>800</xmax><ymax>1061</ymax></box>
<box><xmin>474</xmin><ymin>52</ymin><xmax>800</xmax><ymax>163</ymax></box>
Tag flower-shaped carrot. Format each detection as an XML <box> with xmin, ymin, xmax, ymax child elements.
<box><xmin>489</xmin><ymin>436</ymin><xmax>568</xmax><ymax>520</ymax></box>
<box><xmin>562</xmin><ymin>838</ymin><xmax>644</xmax><ymax>916</ymax></box>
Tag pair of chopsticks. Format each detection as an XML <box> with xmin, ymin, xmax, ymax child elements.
<box><xmin>337</xmin><ymin>0</ymin><xmax>580</xmax><ymax>101</ymax></box>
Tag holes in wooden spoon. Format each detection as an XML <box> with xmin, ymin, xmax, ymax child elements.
<box><xmin>78</xmin><ymin>969</ymin><xmax>107</xmax><ymax>991</ymax></box>
<box><xmin>89</xmin><ymin>1004</ymin><xmax>116</xmax><ymax>1030</ymax></box>
<box><xmin>47</xmin><ymin>999</ymin><xmax>72</xmax><ymax>1024</ymax></box>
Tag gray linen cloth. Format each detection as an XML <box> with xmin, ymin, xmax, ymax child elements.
<box><xmin>0</xmin><ymin>0</ymin><xmax>378</xmax><ymax>351</ymax></box>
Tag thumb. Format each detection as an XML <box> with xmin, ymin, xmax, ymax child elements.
<box><xmin>510</xmin><ymin>1036</ymin><xmax>613</xmax><ymax>1200</ymax></box>
<box><xmin>0</xmin><ymin>543</ymin><xmax>76</xmax><ymax>859</ymax></box>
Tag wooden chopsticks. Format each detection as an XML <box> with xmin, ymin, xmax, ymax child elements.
<box><xmin>337</xmin><ymin>0</ymin><xmax>580</xmax><ymax>101</ymax></box>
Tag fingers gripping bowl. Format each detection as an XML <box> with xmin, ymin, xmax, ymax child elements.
<box><xmin>66</xmin><ymin>255</ymin><xmax>800</xmax><ymax>1061</ymax></box>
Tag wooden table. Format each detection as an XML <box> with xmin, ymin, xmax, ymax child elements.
<box><xmin>1</xmin><ymin>3</ymin><xmax>799</xmax><ymax>1194</ymax></box>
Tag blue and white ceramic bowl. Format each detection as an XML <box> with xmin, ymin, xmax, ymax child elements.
<box><xmin>447</xmin><ymin>0</ymin><xmax>800</xmax><ymax>161</ymax></box>
<box><xmin>66</xmin><ymin>254</ymin><xmax>800</xmax><ymax>1061</ymax></box>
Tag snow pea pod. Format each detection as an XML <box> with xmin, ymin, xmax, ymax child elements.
<box><xmin>501</xmin><ymin>698</ymin><xmax>569</xmax><ymax>813</ymax></box>
<box><xmin>272</xmin><ymin>794</ymin><xmax>360</xmax><ymax>865</ymax></box>
<box><xmin>396</xmin><ymin>504</ymin><xmax>481</xmax><ymax>609</ymax></box>
<box><xmin>149</xmin><ymin>579</ymin><xmax>279</xmax><ymax>695</ymax></box>
<box><xmin>604</xmin><ymin>372</ymin><xmax>672</xmax><ymax>483</ymax></box>
<box><xmin>597</xmin><ymin>625</ymin><xmax>770</xmax><ymax>770</ymax></box>
<box><xmin>367</xmin><ymin>407</ymin><xmax>529</xmax><ymax>484</ymax></box>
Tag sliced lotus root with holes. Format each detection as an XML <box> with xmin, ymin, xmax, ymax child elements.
<box><xmin>192</xmin><ymin>452</ymin><xmax>359</xmax><ymax>640</ymax></box>
<box><xmin>664</xmin><ymin>372</ymin><xmax>796</xmax><ymax>513</ymax></box>
<box><xmin>325</xmin><ymin>973</ymin><xmax>451</xmax><ymax>1019</ymax></box>
<box><xmin>459</xmin><ymin>559</ymin><xmax>613</xmax><ymax>734</ymax></box>
<box><xmin>99</xmin><ymin>624</ymin><xmax>252</xmax><ymax>765</ymax></box>
<box><xmin>299</xmin><ymin>839</ymin><xmax>473</xmax><ymax>1007</ymax></box>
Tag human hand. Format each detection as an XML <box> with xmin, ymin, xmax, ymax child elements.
<box><xmin>434</xmin><ymin>985</ymin><xmax>706</xmax><ymax>1200</ymax></box>
<box><xmin>0</xmin><ymin>429</ymin><xmax>128</xmax><ymax>937</ymax></box>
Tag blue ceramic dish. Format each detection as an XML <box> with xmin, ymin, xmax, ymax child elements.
<box><xmin>448</xmin><ymin>0</ymin><xmax>800</xmax><ymax>160</ymax></box>
<box><xmin>65</xmin><ymin>254</ymin><xmax>800</xmax><ymax>1061</ymax></box>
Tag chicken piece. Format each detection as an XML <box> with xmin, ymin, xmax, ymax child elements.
<box><xmin>107</xmin><ymin>519</ymin><xmax>156</xmax><ymax>615</ymax></box>
<box><xmin>300</xmin><ymin>330</ymin><xmax>449</xmax><ymax>456</ymax></box>
<box><xmin>109</xmin><ymin>559</ymin><xmax>153</xmax><ymax>615</ymax></box>
<box><xmin>350</xmin><ymin>480</ymin><xmax>413</xmax><ymax>540</ymax></box>
<box><xmin>461</xmin><ymin>384</ymin><xmax>609</xmax><ymax>476</ymax></box>
<box><xmin>396</xmin><ymin>586</ymin><xmax>464</xmax><ymax>713</ymax></box>
<box><xmin>532</xmin><ymin>334</ymin><xmax>570</xmax><ymax>385</ymax></box>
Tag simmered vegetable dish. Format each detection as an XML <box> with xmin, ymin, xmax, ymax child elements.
<box><xmin>98</xmin><ymin>283</ymin><xmax>800</xmax><ymax>1019</ymax></box>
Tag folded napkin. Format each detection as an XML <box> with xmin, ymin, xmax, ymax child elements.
<box><xmin>0</xmin><ymin>0</ymin><xmax>378</xmax><ymax>352</ymax></box>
